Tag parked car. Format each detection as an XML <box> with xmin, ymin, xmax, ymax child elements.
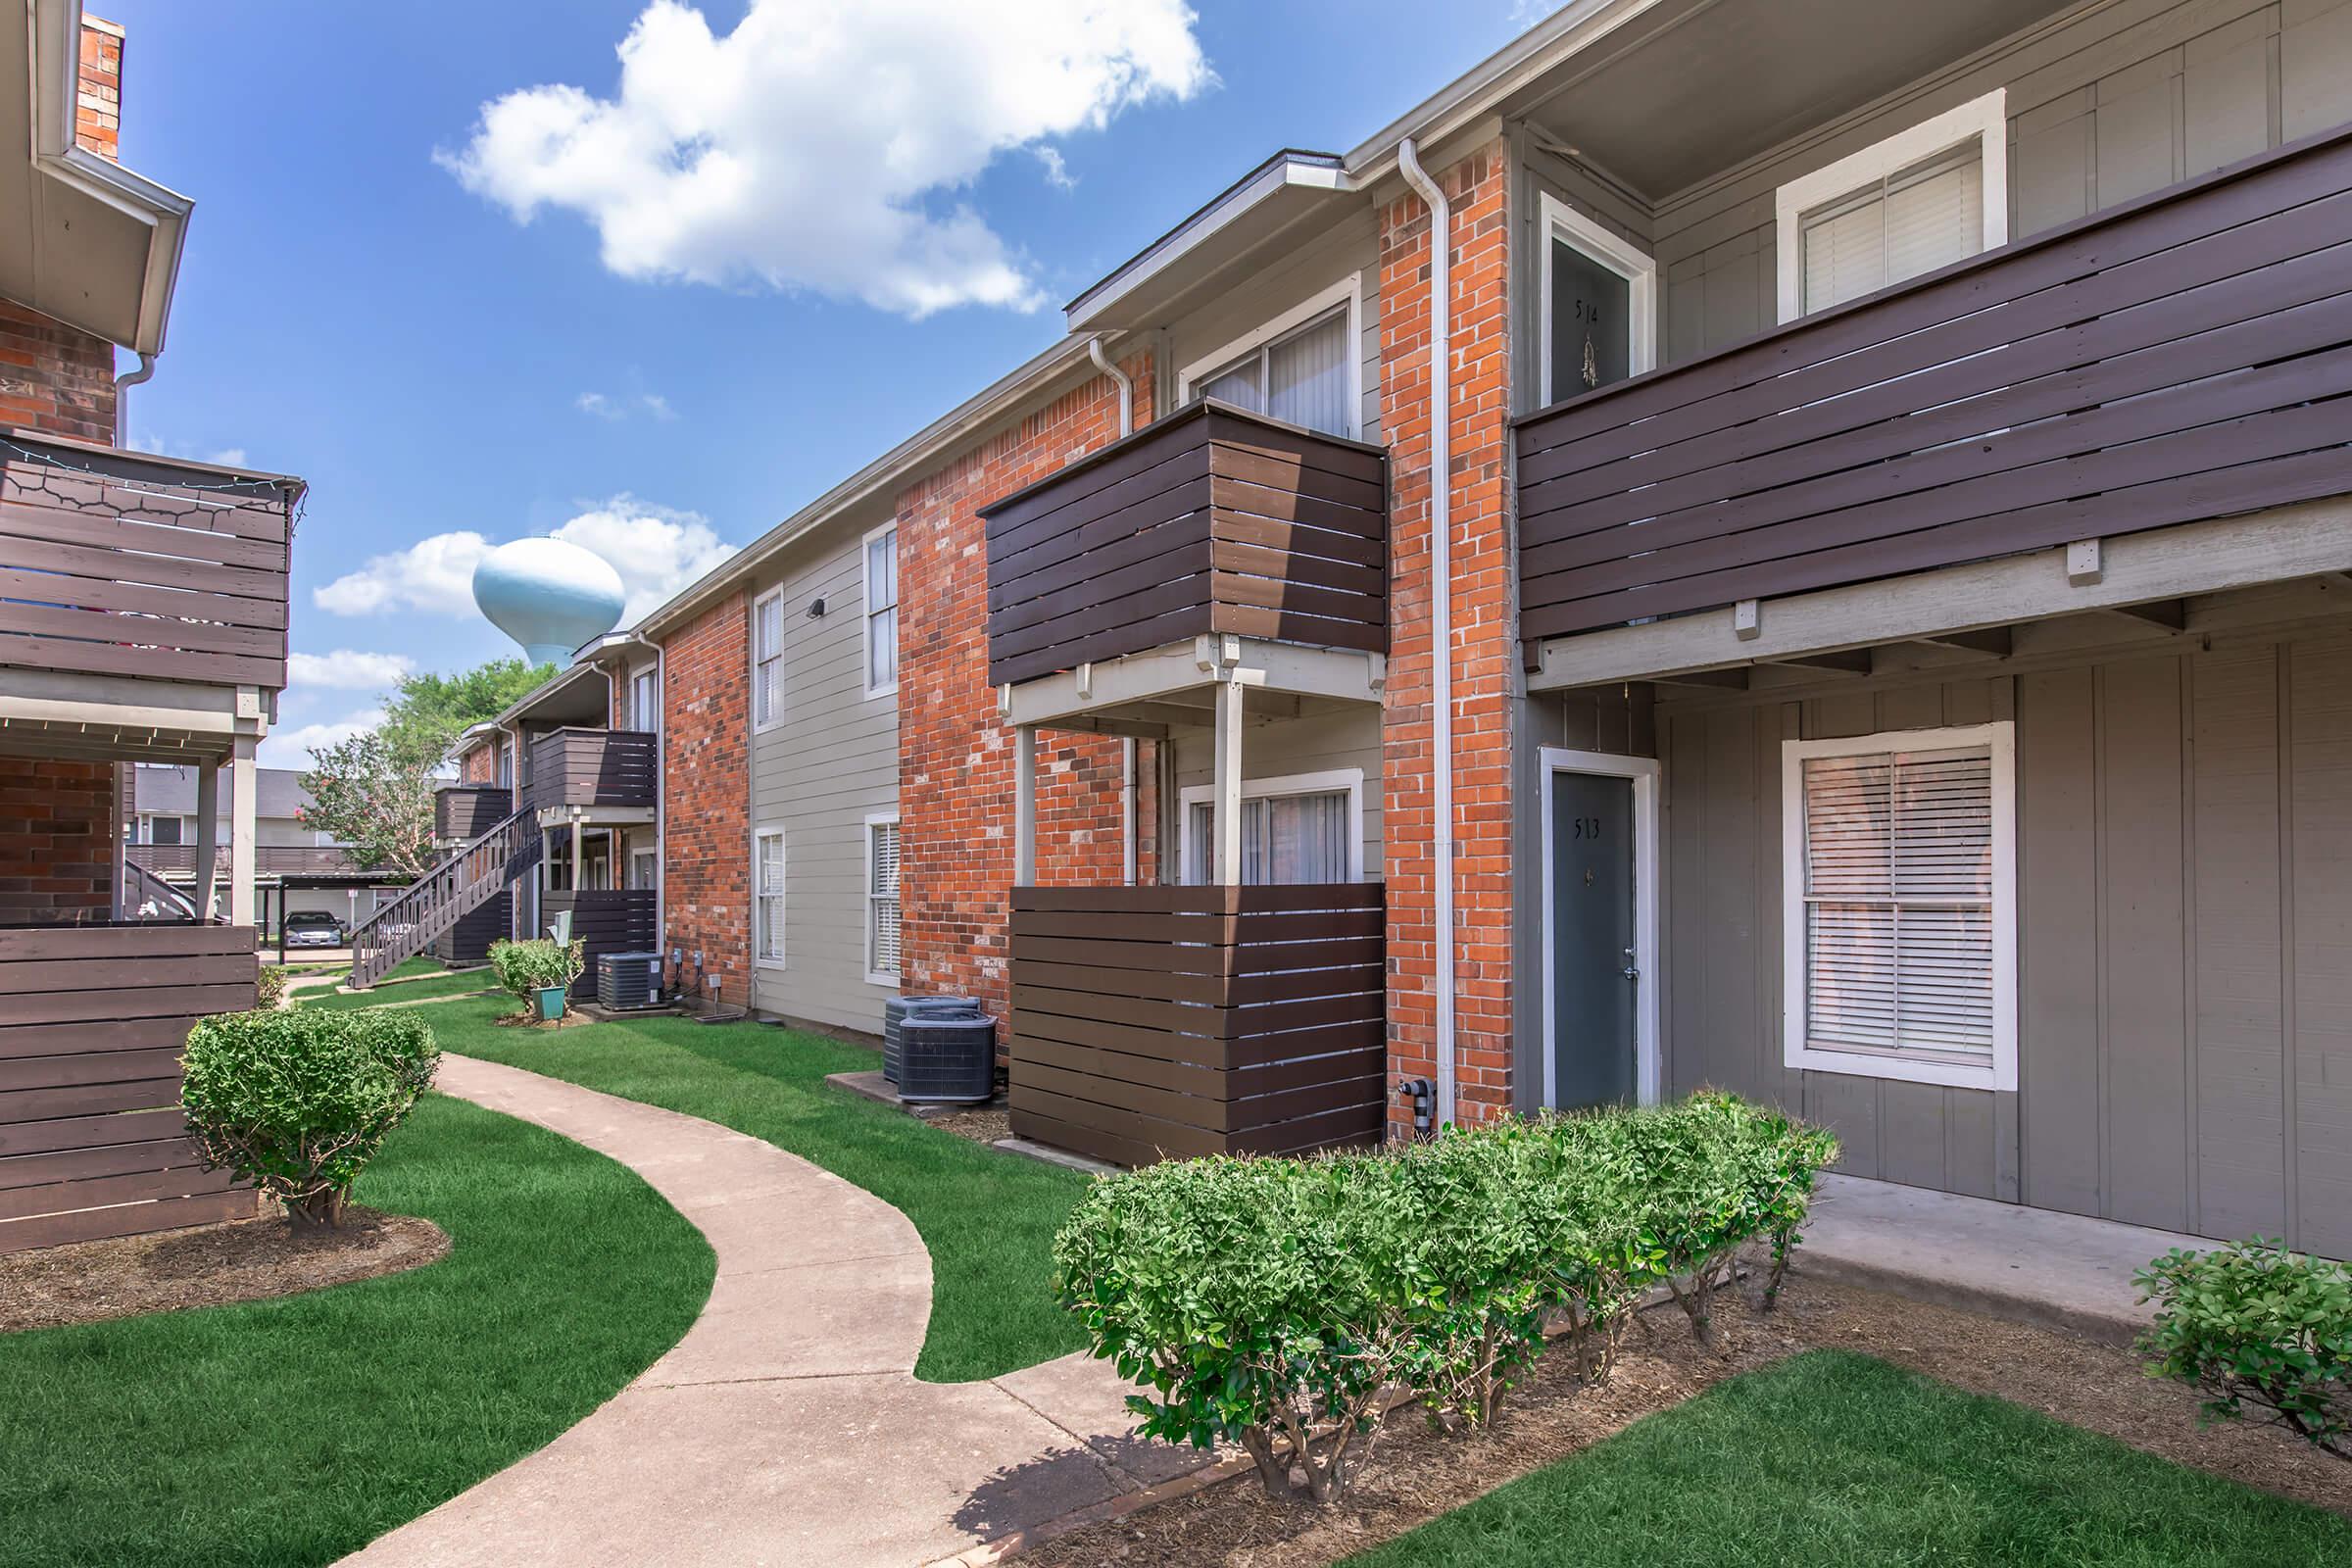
<box><xmin>281</xmin><ymin>911</ymin><xmax>347</xmax><ymax>950</ymax></box>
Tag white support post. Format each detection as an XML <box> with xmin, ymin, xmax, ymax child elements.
<box><xmin>1013</xmin><ymin>726</ymin><xmax>1038</xmax><ymax>885</ymax></box>
<box><xmin>570</xmin><ymin>814</ymin><xmax>585</xmax><ymax>894</ymax></box>
<box><xmin>192</xmin><ymin>760</ymin><xmax>220</xmax><ymax>920</ymax></box>
<box><xmin>1211</xmin><ymin>675</ymin><xmax>1244</xmax><ymax>886</ymax></box>
<box><xmin>227</xmin><ymin>736</ymin><xmax>257</xmax><ymax>927</ymax></box>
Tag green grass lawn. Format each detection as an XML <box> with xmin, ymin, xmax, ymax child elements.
<box><xmin>298</xmin><ymin>966</ymin><xmax>497</xmax><ymax>1011</ymax></box>
<box><xmin>1346</xmin><ymin>1350</ymin><xmax>2352</xmax><ymax>1568</ymax></box>
<box><xmin>400</xmin><ymin>994</ymin><xmax>1093</xmax><ymax>1382</ymax></box>
<box><xmin>0</xmin><ymin>1092</ymin><xmax>712</xmax><ymax>1568</ymax></box>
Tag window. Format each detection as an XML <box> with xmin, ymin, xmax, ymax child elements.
<box><xmin>865</xmin><ymin>813</ymin><xmax>902</xmax><ymax>984</ymax></box>
<box><xmin>1180</xmin><ymin>275</ymin><xmax>1361</xmax><ymax>438</ymax></box>
<box><xmin>864</xmin><ymin>525</ymin><xmax>899</xmax><ymax>697</ymax></box>
<box><xmin>1179</xmin><ymin>769</ymin><xmax>1363</xmax><ymax>886</ymax></box>
<box><xmin>628</xmin><ymin>665</ymin><xmax>660</xmax><ymax>734</ymax></box>
<box><xmin>754</xmin><ymin>826</ymin><xmax>786</xmax><ymax>966</ymax></box>
<box><xmin>630</xmin><ymin>847</ymin><xmax>659</xmax><ymax>891</ymax></box>
<box><xmin>143</xmin><ymin>814</ymin><xmax>186</xmax><ymax>846</ymax></box>
<box><xmin>1775</xmin><ymin>90</ymin><xmax>2007</xmax><ymax>322</ymax></box>
<box><xmin>1781</xmin><ymin>724</ymin><xmax>2016</xmax><ymax>1091</ymax></box>
<box><xmin>752</xmin><ymin>589</ymin><xmax>784</xmax><ymax>729</ymax></box>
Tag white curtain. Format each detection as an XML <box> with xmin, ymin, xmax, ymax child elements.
<box><xmin>1191</xmin><ymin>790</ymin><xmax>1350</xmax><ymax>884</ymax></box>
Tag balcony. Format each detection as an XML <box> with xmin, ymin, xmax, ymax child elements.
<box><xmin>526</xmin><ymin>729</ymin><xmax>656</xmax><ymax>814</ymax></box>
<box><xmin>126</xmin><ymin>844</ymin><xmax>365</xmax><ymax>880</ymax></box>
<box><xmin>981</xmin><ymin>399</ymin><xmax>1388</xmax><ymax>688</ymax></box>
<box><xmin>541</xmin><ymin>889</ymin><xmax>657</xmax><ymax>1003</ymax></box>
<box><xmin>1007</xmin><ymin>882</ymin><xmax>1387</xmax><ymax>1166</ymax></box>
<box><xmin>434</xmin><ymin>783</ymin><xmax>513</xmax><ymax>843</ymax></box>
<box><xmin>1516</xmin><ymin>127</ymin><xmax>2352</xmax><ymax>654</ymax></box>
<box><xmin>0</xmin><ymin>433</ymin><xmax>302</xmax><ymax>692</ymax></box>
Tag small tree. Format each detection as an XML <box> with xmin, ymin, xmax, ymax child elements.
<box><xmin>181</xmin><ymin>1009</ymin><xmax>439</xmax><ymax>1228</ymax></box>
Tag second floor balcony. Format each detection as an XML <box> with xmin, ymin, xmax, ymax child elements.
<box><xmin>526</xmin><ymin>727</ymin><xmax>657</xmax><ymax>814</ymax></box>
<box><xmin>1515</xmin><ymin>125</ymin><xmax>2352</xmax><ymax>659</ymax></box>
<box><xmin>981</xmin><ymin>398</ymin><xmax>1388</xmax><ymax>688</ymax></box>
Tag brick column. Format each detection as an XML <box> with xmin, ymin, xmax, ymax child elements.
<box><xmin>1378</xmin><ymin>139</ymin><xmax>1517</xmax><ymax>1130</ymax></box>
<box><xmin>896</xmin><ymin>355</ymin><xmax>1158</xmax><ymax>1039</ymax></box>
<box><xmin>661</xmin><ymin>589</ymin><xmax>751</xmax><ymax>1002</ymax></box>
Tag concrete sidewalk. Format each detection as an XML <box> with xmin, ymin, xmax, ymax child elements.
<box><xmin>340</xmin><ymin>1054</ymin><xmax>1216</xmax><ymax>1568</ymax></box>
<box><xmin>1795</xmin><ymin>1173</ymin><xmax>2209</xmax><ymax>1346</ymax></box>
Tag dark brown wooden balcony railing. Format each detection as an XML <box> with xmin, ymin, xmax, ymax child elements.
<box><xmin>541</xmin><ymin>889</ymin><xmax>658</xmax><ymax>1002</ymax></box>
<box><xmin>981</xmin><ymin>400</ymin><xmax>1388</xmax><ymax>687</ymax></box>
<box><xmin>126</xmin><ymin>844</ymin><xmax>365</xmax><ymax>879</ymax></box>
<box><xmin>0</xmin><ymin>436</ymin><xmax>301</xmax><ymax>690</ymax></box>
<box><xmin>435</xmin><ymin>783</ymin><xmax>512</xmax><ymax>842</ymax></box>
<box><xmin>526</xmin><ymin>729</ymin><xmax>657</xmax><ymax>812</ymax></box>
<box><xmin>1516</xmin><ymin>125</ymin><xmax>2352</xmax><ymax>651</ymax></box>
<box><xmin>1007</xmin><ymin>882</ymin><xmax>1387</xmax><ymax>1166</ymax></box>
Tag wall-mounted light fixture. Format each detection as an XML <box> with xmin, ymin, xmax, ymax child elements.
<box><xmin>808</xmin><ymin>596</ymin><xmax>827</xmax><ymax>619</ymax></box>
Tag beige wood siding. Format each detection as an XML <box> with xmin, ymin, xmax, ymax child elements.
<box><xmin>1643</xmin><ymin>0</ymin><xmax>2352</xmax><ymax>365</ymax></box>
<box><xmin>746</xmin><ymin>514</ymin><xmax>900</xmax><ymax>1033</ymax></box>
<box><xmin>1650</xmin><ymin>625</ymin><xmax>2352</xmax><ymax>1251</ymax></box>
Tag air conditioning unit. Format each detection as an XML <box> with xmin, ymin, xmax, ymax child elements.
<box><xmin>597</xmin><ymin>951</ymin><xmax>664</xmax><ymax>1010</ymax></box>
<box><xmin>882</xmin><ymin>995</ymin><xmax>980</xmax><ymax>1084</ymax></box>
<box><xmin>897</xmin><ymin>1014</ymin><xmax>998</xmax><ymax>1104</ymax></box>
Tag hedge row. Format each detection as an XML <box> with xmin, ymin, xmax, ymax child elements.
<box><xmin>1053</xmin><ymin>1092</ymin><xmax>1838</xmax><ymax>1503</ymax></box>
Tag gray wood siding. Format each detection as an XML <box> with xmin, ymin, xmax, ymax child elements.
<box><xmin>1653</xmin><ymin>625</ymin><xmax>2352</xmax><ymax>1250</ymax></box>
<box><xmin>747</xmin><ymin>514</ymin><xmax>900</xmax><ymax>1034</ymax></box>
<box><xmin>1640</xmin><ymin>0</ymin><xmax>2352</xmax><ymax>365</ymax></box>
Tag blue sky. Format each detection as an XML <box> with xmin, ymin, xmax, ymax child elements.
<box><xmin>99</xmin><ymin>1</ymin><xmax>1537</xmax><ymax>764</ymax></box>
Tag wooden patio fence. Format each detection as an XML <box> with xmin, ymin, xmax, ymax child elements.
<box><xmin>1007</xmin><ymin>882</ymin><xmax>1388</xmax><ymax>1165</ymax></box>
<box><xmin>0</xmin><ymin>923</ymin><xmax>260</xmax><ymax>1253</ymax></box>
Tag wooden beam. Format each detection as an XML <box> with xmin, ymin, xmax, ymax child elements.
<box><xmin>1650</xmin><ymin>667</ymin><xmax>1749</xmax><ymax>690</ymax></box>
<box><xmin>1013</xmin><ymin>725</ymin><xmax>1037</xmax><ymax>885</ymax></box>
<box><xmin>1909</xmin><ymin>626</ymin><xmax>2012</xmax><ymax>660</ymax></box>
<box><xmin>2096</xmin><ymin>599</ymin><xmax>2188</xmax><ymax>630</ymax></box>
<box><xmin>1211</xmin><ymin>676</ymin><xmax>1243</xmax><ymax>886</ymax></box>
<box><xmin>1762</xmin><ymin>649</ymin><xmax>1871</xmax><ymax>677</ymax></box>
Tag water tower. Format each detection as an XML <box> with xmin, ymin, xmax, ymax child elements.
<box><xmin>471</xmin><ymin>538</ymin><xmax>627</xmax><ymax>667</ymax></box>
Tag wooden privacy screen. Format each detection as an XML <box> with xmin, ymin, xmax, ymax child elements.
<box><xmin>528</xmin><ymin>729</ymin><xmax>657</xmax><ymax>812</ymax></box>
<box><xmin>1516</xmin><ymin>124</ymin><xmax>2352</xmax><ymax>650</ymax></box>
<box><xmin>435</xmin><ymin>784</ymin><xmax>513</xmax><ymax>842</ymax></box>
<box><xmin>1007</xmin><ymin>882</ymin><xmax>1387</xmax><ymax>1166</ymax></box>
<box><xmin>982</xmin><ymin>400</ymin><xmax>1389</xmax><ymax>687</ymax></box>
<box><xmin>0</xmin><ymin>451</ymin><xmax>295</xmax><ymax>690</ymax></box>
<box><xmin>0</xmin><ymin>923</ymin><xmax>260</xmax><ymax>1253</ymax></box>
<box><xmin>541</xmin><ymin>890</ymin><xmax>657</xmax><ymax>1002</ymax></box>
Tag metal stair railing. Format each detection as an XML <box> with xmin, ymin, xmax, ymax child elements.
<box><xmin>121</xmin><ymin>857</ymin><xmax>200</xmax><ymax>920</ymax></box>
<box><xmin>348</xmin><ymin>807</ymin><xmax>543</xmax><ymax>988</ymax></box>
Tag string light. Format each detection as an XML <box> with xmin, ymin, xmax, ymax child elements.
<box><xmin>1</xmin><ymin>431</ymin><xmax>306</xmax><ymax>536</ymax></box>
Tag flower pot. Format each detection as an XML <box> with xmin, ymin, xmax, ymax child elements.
<box><xmin>536</xmin><ymin>984</ymin><xmax>568</xmax><ymax>1022</ymax></box>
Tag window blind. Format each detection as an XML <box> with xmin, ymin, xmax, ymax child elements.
<box><xmin>755</xmin><ymin>830</ymin><xmax>785</xmax><ymax>962</ymax></box>
<box><xmin>869</xmin><ymin>820</ymin><xmax>902</xmax><ymax>976</ymax></box>
<box><xmin>866</xmin><ymin>530</ymin><xmax>898</xmax><ymax>692</ymax></box>
<box><xmin>1801</xmin><ymin>140</ymin><xmax>1984</xmax><ymax>315</ymax></box>
<box><xmin>1800</xmin><ymin>747</ymin><xmax>1993</xmax><ymax>1062</ymax></box>
<box><xmin>754</xmin><ymin>596</ymin><xmax>783</xmax><ymax>726</ymax></box>
<box><xmin>1198</xmin><ymin>306</ymin><xmax>1351</xmax><ymax>437</ymax></box>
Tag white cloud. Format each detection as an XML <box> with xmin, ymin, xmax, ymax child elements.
<box><xmin>438</xmin><ymin>0</ymin><xmax>1210</xmax><ymax>318</ymax></box>
<box><xmin>577</xmin><ymin>390</ymin><xmax>677</xmax><ymax>421</ymax></box>
<box><xmin>259</xmin><ymin>708</ymin><xmax>385</xmax><ymax>770</ymax></box>
<box><xmin>315</xmin><ymin>530</ymin><xmax>493</xmax><ymax>616</ymax></box>
<box><xmin>1033</xmin><ymin>146</ymin><xmax>1077</xmax><ymax>191</ymax></box>
<box><xmin>287</xmin><ymin>649</ymin><xmax>416</xmax><ymax>689</ymax></box>
<box><xmin>311</xmin><ymin>499</ymin><xmax>735</xmax><ymax>625</ymax></box>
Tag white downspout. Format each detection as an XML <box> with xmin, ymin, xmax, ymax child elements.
<box><xmin>1091</xmin><ymin>336</ymin><xmax>1142</xmax><ymax>887</ymax></box>
<box><xmin>114</xmin><ymin>352</ymin><xmax>158</xmax><ymax>447</ymax></box>
<box><xmin>1397</xmin><ymin>138</ymin><xmax>1457</xmax><ymax>1129</ymax></box>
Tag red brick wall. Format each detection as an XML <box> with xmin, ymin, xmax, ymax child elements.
<box><xmin>458</xmin><ymin>743</ymin><xmax>498</xmax><ymax>785</ymax></box>
<box><xmin>661</xmin><ymin>590</ymin><xmax>750</xmax><ymax>1003</ymax></box>
<box><xmin>896</xmin><ymin>355</ymin><xmax>1159</xmax><ymax>1034</ymax></box>
<box><xmin>1378</xmin><ymin>138</ymin><xmax>1518</xmax><ymax>1129</ymax></box>
<box><xmin>0</xmin><ymin>760</ymin><xmax>117</xmax><ymax>921</ymax></box>
<box><xmin>78</xmin><ymin>17</ymin><xmax>123</xmax><ymax>160</ymax></box>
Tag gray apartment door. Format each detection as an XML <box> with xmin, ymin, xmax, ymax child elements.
<box><xmin>1548</xmin><ymin>236</ymin><xmax>1633</xmax><ymax>402</ymax></box>
<box><xmin>1551</xmin><ymin>772</ymin><xmax>1637</xmax><ymax>1110</ymax></box>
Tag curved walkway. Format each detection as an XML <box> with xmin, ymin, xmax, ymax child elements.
<box><xmin>343</xmin><ymin>1054</ymin><xmax>1216</xmax><ymax>1568</ymax></box>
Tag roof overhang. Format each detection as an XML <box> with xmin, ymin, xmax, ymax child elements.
<box><xmin>1063</xmin><ymin>151</ymin><xmax>1351</xmax><ymax>332</ymax></box>
<box><xmin>1</xmin><ymin>1</ymin><xmax>192</xmax><ymax>357</ymax></box>
<box><xmin>494</xmin><ymin>662</ymin><xmax>610</xmax><ymax>729</ymax></box>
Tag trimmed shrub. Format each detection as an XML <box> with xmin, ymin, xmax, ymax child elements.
<box><xmin>181</xmin><ymin>1008</ymin><xmax>439</xmax><ymax>1227</ymax></box>
<box><xmin>488</xmin><ymin>938</ymin><xmax>585</xmax><ymax>1017</ymax></box>
<box><xmin>252</xmin><ymin>964</ymin><xmax>288</xmax><ymax>1011</ymax></box>
<box><xmin>1054</xmin><ymin>1093</ymin><xmax>1838</xmax><ymax>1504</ymax></box>
<box><xmin>2137</xmin><ymin>1239</ymin><xmax>2351</xmax><ymax>1459</ymax></box>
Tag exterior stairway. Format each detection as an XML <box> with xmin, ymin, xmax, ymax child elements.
<box><xmin>349</xmin><ymin>807</ymin><xmax>543</xmax><ymax>988</ymax></box>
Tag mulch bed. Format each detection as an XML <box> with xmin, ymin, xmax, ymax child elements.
<box><xmin>0</xmin><ymin>1205</ymin><xmax>449</xmax><ymax>1334</ymax></box>
<box><xmin>1022</xmin><ymin>1273</ymin><xmax>2349</xmax><ymax>1568</ymax></box>
<box><xmin>919</xmin><ymin>1103</ymin><xmax>1013</xmax><ymax>1146</ymax></box>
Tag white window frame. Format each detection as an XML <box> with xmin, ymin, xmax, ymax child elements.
<box><xmin>753</xmin><ymin>823</ymin><xmax>787</xmax><ymax>970</ymax></box>
<box><xmin>1177</xmin><ymin>272</ymin><xmax>1365</xmax><ymax>438</ymax></box>
<box><xmin>864</xmin><ymin>809</ymin><xmax>903</xmax><ymax>987</ymax></box>
<box><xmin>1774</xmin><ymin>88</ymin><xmax>2008</xmax><ymax>324</ymax></box>
<box><xmin>1537</xmin><ymin>749</ymin><xmax>1662</xmax><ymax>1110</ymax></box>
<box><xmin>862</xmin><ymin>521</ymin><xmax>899</xmax><ymax>700</ymax></box>
<box><xmin>626</xmin><ymin>662</ymin><xmax>660</xmax><ymax>734</ymax></box>
<box><xmin>1537</xmin><ymin>192</ymin><xmax>1656</xmax><ymax>406</ymax></box>
<box><xmin>750</xmin><ymin>585</ymin><xmax>785</xmax><ymax>734</ymax></box>
<box><xmin>1176</xmin><ymin>766</ymin><xmax>1365</xmax><ymax>886</ymax></box>
<box><xmin>1780</xmin><ymin>721</ymin><xmax>2018</xmax><ymax>1092</ymax></box>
